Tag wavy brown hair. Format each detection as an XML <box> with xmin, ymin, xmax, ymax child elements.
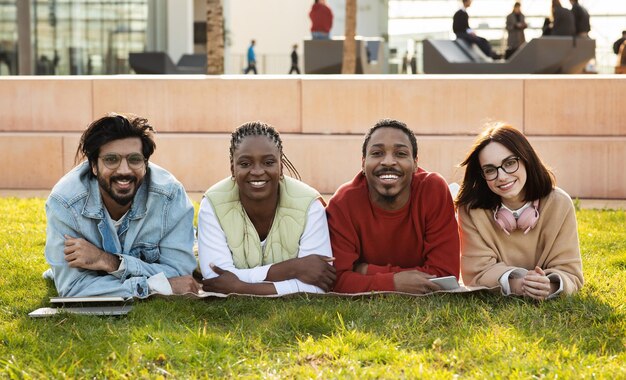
<box><xmin>455</xmin><ymin>124</ymin><xmax>555</xmax><ymax>210</ymax></box>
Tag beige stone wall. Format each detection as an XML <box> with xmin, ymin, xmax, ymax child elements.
<box><xmin>1</xmin><ymin>75</ymin><xmax>624</xmax><ymax>198</ymax></box>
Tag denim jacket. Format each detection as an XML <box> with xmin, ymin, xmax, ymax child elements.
<box><xmin>44</xmin><ymin>161</ymin><xmax>196</xmax><ymax>298</ymax></box>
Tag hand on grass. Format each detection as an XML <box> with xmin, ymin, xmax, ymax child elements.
<box><xmin>168</xmin><ymin>275</ymin><xmax>201</xmax><ymax>295</ymax></box>
<box><xmin>63</xmin><ymin>235</ymin><xmax>120</xmax><ymax>272</ymax></box>
<box><xmin>522</xmin><ymin>266</ymin><xmax>553</xmax><ymax>301</ymax></box>
<box><xmin>393</xmin><ymin>270</ymin><xmax>439</xmax><ymax>294</ymax></box>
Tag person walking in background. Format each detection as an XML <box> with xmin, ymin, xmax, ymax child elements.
<box><xmin>289</xmin><ymin>44</ymin><xmax>300</xmax><ymax>74</ymax></box>
<box><xmin>569</xmin><ymin>0</ymin><xmax>590</xmax><ymax>37</ymax></box>
<box><xmin>505</xmin><ymin>2</ymin><xmax>527</xmax><ymax>59</ymax></box>
<box><xmin>453</xmin><ymin>0</ymin><xmax>502</xmax><ymax>60</ymax></box>
<box><xmin>244</xmin><ymin>39</ymin><xmax>257</xmax><ymax>74</ymax></box>
<box><xmin>456</xmin><ymin>124</ymin><xmax>583</xmax><ymax>300</ymax></box>
<box><xmin>401</xmin><ymin>51</ymin><xmax>409</xmax><ymax>74</ymax></box>
<box><xmin>309</xmin><ymin>0</ymin><xmax>333</xmax><ymax>40</ymax></box>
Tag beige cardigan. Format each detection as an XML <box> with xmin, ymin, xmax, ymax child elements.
<box><xmin>459</xmin><ymin>187</ymin><xmax>584</xmax><ymax>295</ymax></box>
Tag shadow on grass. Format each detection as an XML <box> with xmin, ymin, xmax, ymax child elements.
<box><xmin>6</xmin><ymin>287</ymin><xmax>625</xmax><ymax>377</ymax></box>
<box><xmin>20</xmin><ymin>288</ymin><xmax>625</xmax><ymax>355</ymax></box>
<box><xmin>415</xmin><ymin>290</ymin><xmax>625</xmax><ymax>356</ymax></box>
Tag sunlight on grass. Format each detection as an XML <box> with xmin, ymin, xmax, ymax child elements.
<box><xmin>0</xmin><ymin>197</ymin><xmax>624</xmax><ymax>378</ymax></box>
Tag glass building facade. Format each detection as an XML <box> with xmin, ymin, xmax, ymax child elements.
<box><xmin>0</xmin><ymin>1</ymin><xmax>17</xmax><ymax>74</ymax></box>
<box><xmin>0</xmin><ymin>0</ymin><xmax>147</xmax><ymax>75</ymax></box>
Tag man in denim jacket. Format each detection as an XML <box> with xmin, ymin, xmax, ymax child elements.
<box><xmin>44</xmin><ymin>113</ymin><xmax>199</xmax><ymax>298</ymax></box>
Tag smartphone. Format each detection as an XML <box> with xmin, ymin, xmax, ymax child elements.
<box><xmin>429</xmin><ymin>275</ymin><xmax>460</xmax><ymax>290</ymax></box>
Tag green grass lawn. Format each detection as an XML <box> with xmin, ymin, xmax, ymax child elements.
<box><xmin>1</xmin><ymin>197</ymin><xmax>624</xmax><ymax>378</ymax></box>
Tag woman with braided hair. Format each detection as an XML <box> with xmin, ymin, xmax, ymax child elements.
<box><xmin>198</xmin><ymin>121</ymin><xmax>335</xmax><ymax>295</ymax></box>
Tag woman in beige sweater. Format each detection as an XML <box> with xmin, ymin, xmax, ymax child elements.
<box><xmin>455</xmin><ymin>124</ymin><xmax>583</xmax><ymax>300</ymax></box>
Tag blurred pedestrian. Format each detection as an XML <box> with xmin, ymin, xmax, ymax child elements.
<box><xmin>244</xmin><ymin>40</ymin><xmax>257</xmax><ymax>75</ymax></box>
<box><xmin>289</xmin><ymin>44</ymin><xmax>300</xmax><ymax>74</ymax></box>
<box><xmin>505</xmin><ymin>2</ymin><xmax>527</xmax><ymax>59</ymax></box>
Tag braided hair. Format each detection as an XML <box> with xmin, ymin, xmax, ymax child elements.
<box><xmin>229</xmin><ymin>121</ymin><xmax>301</xmax><ymax>180</ymax></box>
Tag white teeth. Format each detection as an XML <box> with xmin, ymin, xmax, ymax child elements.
<box><xmin>379</xmin><ymin>174</ymin><xmax>399</xmax><ymax>180</ymax></box>
<box><xmin>116</xmin><ymin>180</ymin><xmax>130</xmax><ymax>184</ymax></box>
<box><xmin>499</xmin><ymin>181</ymin><xmax>514</xmax><ymax>190</ymax></box>
<box><xmin>250</xmin><ymin>181</ymin><xmax>266</xmax><ymax>186</ymax></box>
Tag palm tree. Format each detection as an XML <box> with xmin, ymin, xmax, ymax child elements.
<box><xmin>206</xmin><ymin>0</ymin><xmax>224</xmax><ymax>74</ymax></box>
<box><xmin>341</xmin><ymin>0</ymin><xmax>357</xmax><ymax>74</ymax></box>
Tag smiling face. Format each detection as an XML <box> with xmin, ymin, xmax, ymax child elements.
<box><xmin>362</xmin><ymin>127</ymin><xmax>417</xmax><ymax>210</ymax></box>
<box><xmin>231</xmin><ymin>135</ymin><xmax>282</xmax><ymax>204</ymax></box>
<box><xmin>478</xmin><ymin>141</ymin><xmax>527</xmax><ymax>209</ymax></box>
<box><xmin>92</xmin><ymin>137</ymin><xmax>146</xmax><ymax>214</ymax></box>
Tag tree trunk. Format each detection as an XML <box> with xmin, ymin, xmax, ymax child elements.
<box><xmin>341</xmin><ymin>0</ymin><xmax>357</xmax><ymax>74</ymax></box>
<box><xmin>206</xmin><ymin>0</ymin><xmax>224</xmax><ymax>75</ymax></box>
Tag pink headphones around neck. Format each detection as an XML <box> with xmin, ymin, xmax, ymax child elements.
<box><xmin>493</xmin><ymin>199</ymin><xmax>540</xmax><ymax>235</ymax></box>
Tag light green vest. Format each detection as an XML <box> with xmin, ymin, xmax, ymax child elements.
<box><xmin>204</xmin><ymin>176</ymin><xmax>322</xmax><ymax>269</ymax></box>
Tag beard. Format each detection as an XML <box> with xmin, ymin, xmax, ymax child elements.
<box><xmin>378</xmin><ymin>193</ymin><xmax>399</xmax><ymax>204</ymax></box>
<box><xmin>97</xmin><ymin>174</ymin><xmax>140</xmax><ymax>206</ymax></box>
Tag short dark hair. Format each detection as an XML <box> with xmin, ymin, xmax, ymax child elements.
<box><xmin>362</xmin><ymin>118</ymin><xmax>418</xmax><ymax>159</ymax></box>
<box><xmin>455</xmin><ymin>123</ymin><xmax>555</xmax><ymax>210</ymax></box>
<box><xmin>229</xmin><ymin>121</ymin><xmax>300</xmax><ymax>180</ymax></box>
<box><xmin>76</xmin><ymin>113</ymin><xmax>156</xmax><ymax>176</ymax></box>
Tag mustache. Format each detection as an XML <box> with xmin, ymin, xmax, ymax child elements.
<box><xmin>373</xmin><ymin>168</ymin><xmax>402</xmax><ymax>176</ymax></box>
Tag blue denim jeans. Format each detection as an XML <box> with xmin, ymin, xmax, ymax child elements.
<box><xmin>312</xmin><ymin>31</ymin><xmax>330</xmax><ymax>40</ymax></box>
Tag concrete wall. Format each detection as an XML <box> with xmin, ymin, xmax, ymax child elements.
<box><xmin>1</xmin><ymin>75</ymin><xmax>625</xmax><ymax>198</ymax></box>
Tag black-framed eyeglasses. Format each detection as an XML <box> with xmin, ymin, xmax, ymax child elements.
<box><xmin>480</xmin><ymin>156</ymin><xmax>520</xmax><ymax>181</ymax></box>
<box><xmin>99</xmin><ymin>153</ymin><xmax>146</xmax><ymax>170</ymax></box>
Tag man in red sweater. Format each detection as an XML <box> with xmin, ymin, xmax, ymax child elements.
<box><xmin>309</xmin><ymin>0</ymin><xmax>333</xmax><ymax>40</ymax></box>
<box><xmin>326</xmin><ymin>119</ymin><xmax>460</xmax><ymax>294</ymax></box>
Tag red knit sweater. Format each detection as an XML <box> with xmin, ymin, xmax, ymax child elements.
<box><xmin>327</xmin><ymin>169</ymin><xmax>460</xmax><ymax>293</ymax></box>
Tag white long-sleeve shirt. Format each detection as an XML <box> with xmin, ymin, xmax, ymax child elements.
<box><xmin>197</xmin><ymin>198</ymin><xmax>332</xmax><ymax>295</ymax></box>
